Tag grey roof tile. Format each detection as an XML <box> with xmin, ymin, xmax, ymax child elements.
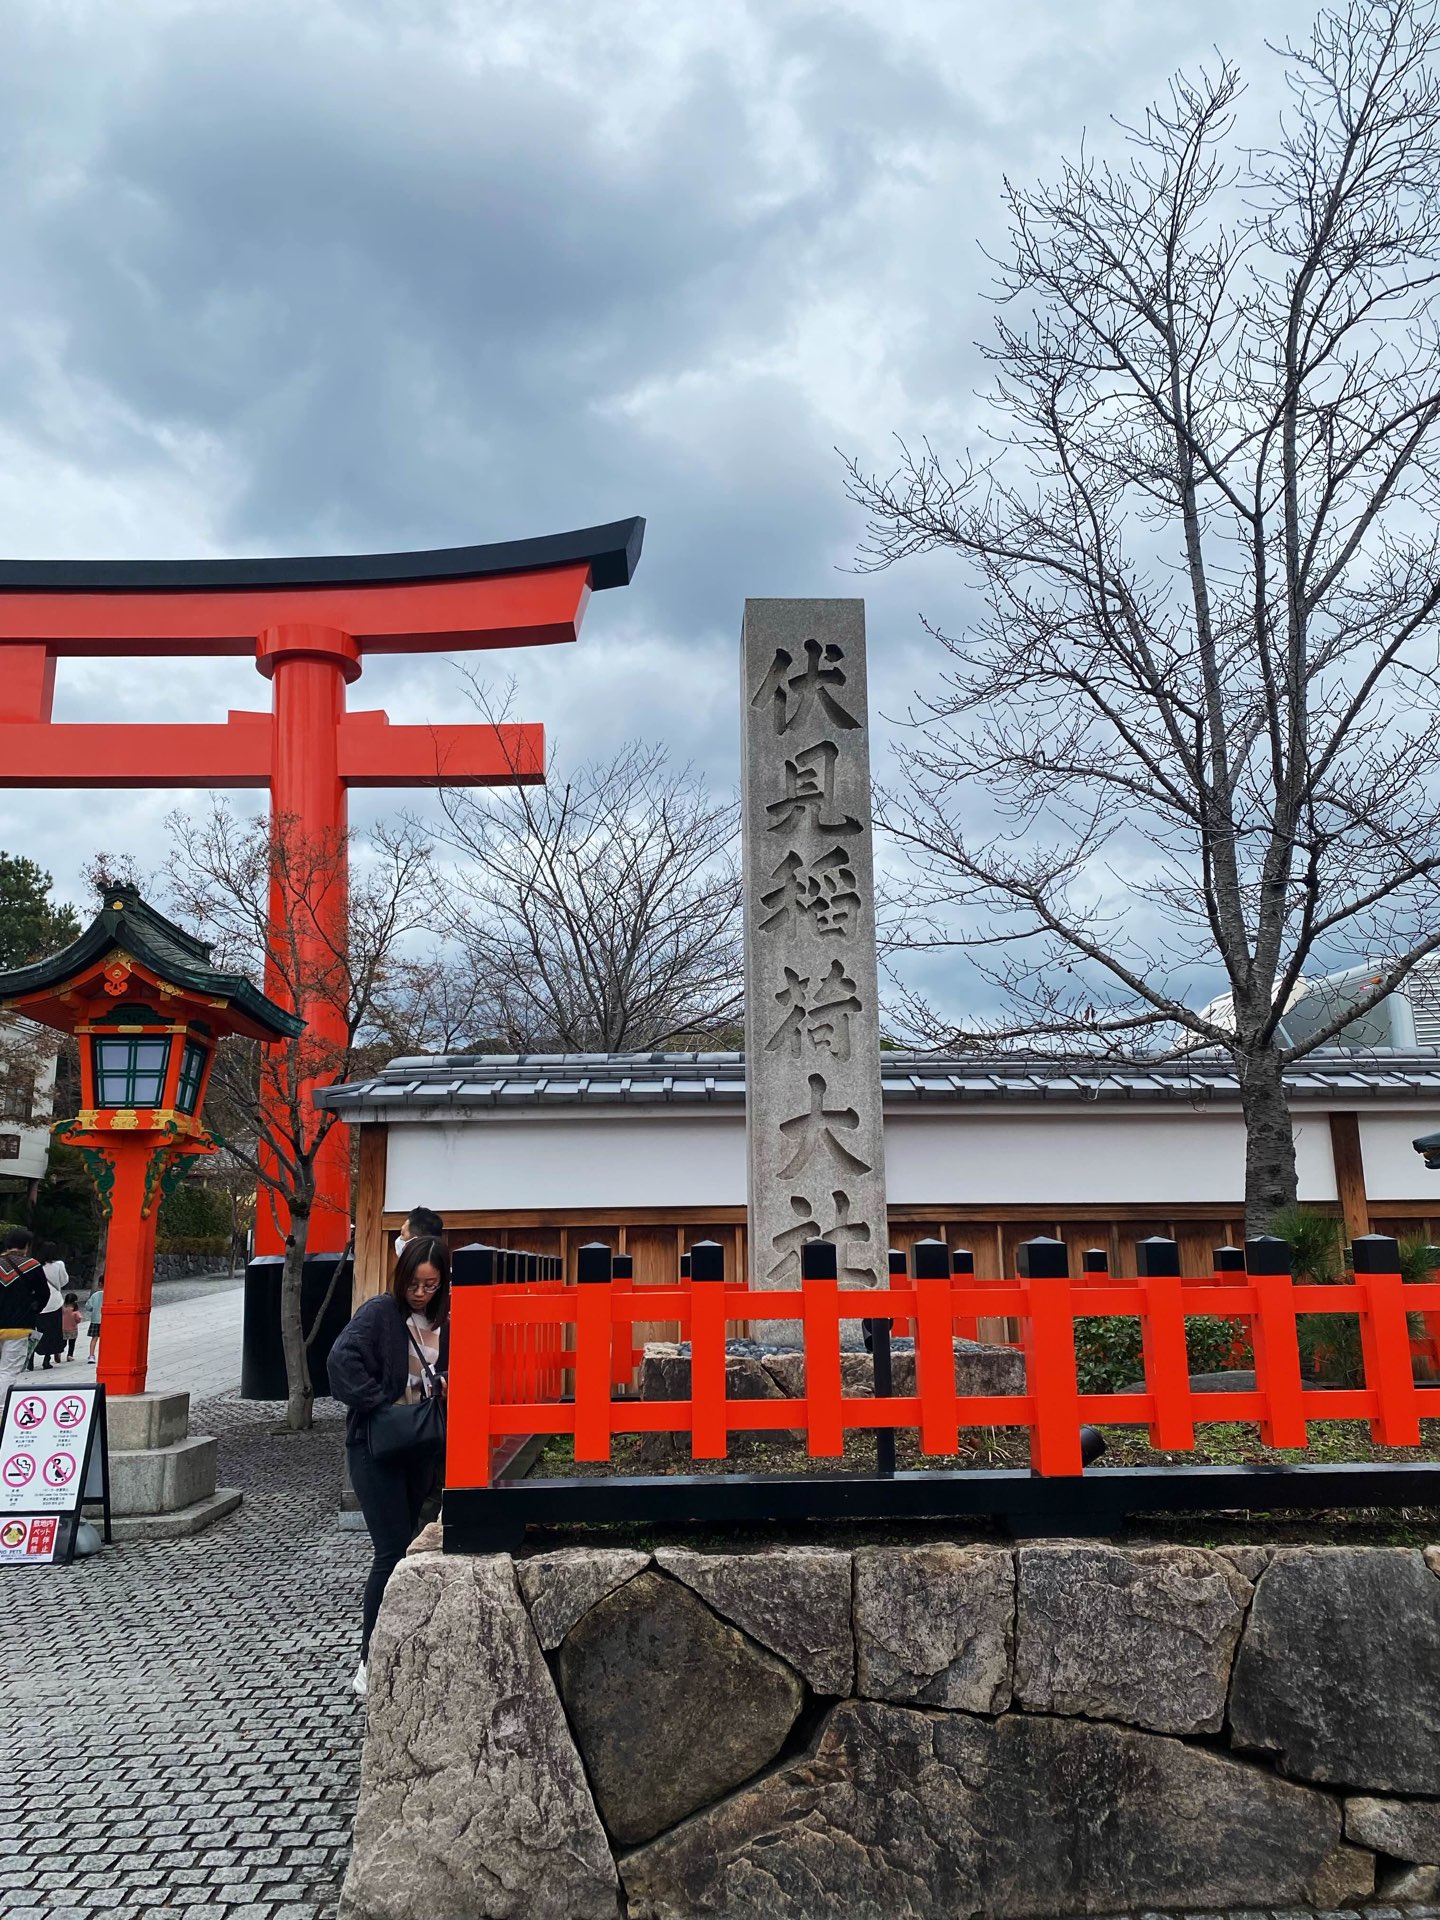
<box><xmin>315</xmin><ymin>1046</ymin><xmax>1440</xmax><ymax>1115</ymax></box>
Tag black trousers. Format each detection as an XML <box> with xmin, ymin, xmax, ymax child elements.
<box><xmin>346</xmin><ymin>1439</ymin><xmax>437</xmax><ymax>1661</ymax></box>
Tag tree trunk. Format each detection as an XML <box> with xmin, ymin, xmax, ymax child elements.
<box><xmin>279</xmin><ymin>1197</ymin><xmax>314</xmax><ymax>1433</ymax></box>
<box><xmin>1238</xmin><ymin>1048</ymin><xmax>1298</xmax><ymax>1237</ymax></box>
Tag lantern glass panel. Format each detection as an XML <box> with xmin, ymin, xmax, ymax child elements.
<box><xmin>93</xmin><ymin>1035</ymin><xmax>171</xmax><ymax>1108</ymax></box>
<box><xmin>176</xmin><ymin>1040</ymin><xmax>207</xmax><ymax>1115</ymax></box>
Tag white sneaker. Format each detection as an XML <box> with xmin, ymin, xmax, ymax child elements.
<box><xmin>352</xmin><ymin>1660</ymin><xmax>367</xmax><ymax>1699</ymax></box>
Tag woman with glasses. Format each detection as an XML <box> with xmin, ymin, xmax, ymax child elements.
<box><xmin>327</xmin><ymin>1234</ymin><xmax>450</xmax><ymax>1697</ymax></box>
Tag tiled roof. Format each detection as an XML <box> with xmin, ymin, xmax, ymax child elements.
<box><xmin>315</xmin><ymin>1047</ymin><xmax>1440</xmax><ymax>1115</ymax></box>
<box><xmin>0</xmin><ymin>886</ymin><xmax>302</xmax><ymax>1038</ymax></box>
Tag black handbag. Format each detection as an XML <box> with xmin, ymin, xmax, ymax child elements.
<box><xmin>367</xmin><ymin>1320</ymin><xmax>446</xmax><ymax>1462</ymax></box>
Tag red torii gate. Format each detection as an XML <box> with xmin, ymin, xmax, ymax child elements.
<box><xmin>0</xmin><ymin>517</ymin><xmax>644</xmax><ymax>1257</ymax></box>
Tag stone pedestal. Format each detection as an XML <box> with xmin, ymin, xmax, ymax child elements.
<box><xmin>106</xmin><ymin>1390</ymin><xmax>241</xmax><ymax>1540</ymax></box>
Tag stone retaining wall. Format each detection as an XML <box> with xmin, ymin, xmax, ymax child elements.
<box><xmin>153</xmin><ymin>1251</ymin><xmax>232</xmax><ymax>1283</ymax></box>
<box><xmin>340</xmin><ymin>1540</ymin><xmax>1440</xmax><ymax>1920</ymax></box>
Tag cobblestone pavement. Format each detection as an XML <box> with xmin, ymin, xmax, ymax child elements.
<box><xmin>0</xmin><ymin>1393</ymin><xmax>368</xmax><ymax>1919</ymax></box>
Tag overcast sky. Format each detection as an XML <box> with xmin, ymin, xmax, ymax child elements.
<box><xmin>0</xmin><ymin>0</ymin><xmax>1320</xmax><ymax>1015</ymax></box>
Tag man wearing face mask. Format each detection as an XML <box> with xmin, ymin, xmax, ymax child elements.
<box><xmin>394</xmin><ymin>1207</ymin><xmax>444</xmax><ymax>1263</ymax></box>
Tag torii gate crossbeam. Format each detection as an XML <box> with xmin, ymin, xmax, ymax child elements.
<box><xmin>0</xmin><ymin>517</ymin><xmax>644</xmax><ymax>1257</ymax></box>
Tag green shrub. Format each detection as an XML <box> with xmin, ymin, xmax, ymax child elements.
<box><xmin>1265</xmin><ymin>1206</ymin><xmax>1429</xmax><ymax>1389</ymax></box>
<box><xmin>1266</xmin><ymin>1205</ymin><xmax>1343</xmax><ymax>1283</ymax></box>
<box><xmin>1073</xmin><ymin>1313</ymin><xmax>1252</xmax><ymax>1394</ymax></box>
<box><xmin>158</xmin><ymin>1180</ymin><xmax>231</xmax><ymax>1242</ymax></box>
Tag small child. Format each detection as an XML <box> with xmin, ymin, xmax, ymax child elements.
<box><xmin>86</xmin><ymin>1285</ymin><xmax>103</xmax><ymax>1363</ymax></box>
<box><xmin>61</xmin><ymin>1293</ymin><xmax>82</xmax><ymax>1362</ymax></box>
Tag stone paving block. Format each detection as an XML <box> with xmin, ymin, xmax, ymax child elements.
<box><xmin>0</xmin><ymin>1392</ymin><xmax>367</xmax><ymax>1918</ymax></box>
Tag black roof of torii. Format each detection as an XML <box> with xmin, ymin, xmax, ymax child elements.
<box><xmin>0</xmin><ymin>516</ymin><xmax>645</xmax><ymax>594</ymax></box>
<box><xmin>0</xmin><ymin>886</ymin><xmax>303</xmax><ymax>1039</ymax></box>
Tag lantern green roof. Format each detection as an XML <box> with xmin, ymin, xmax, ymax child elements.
<box><xmin>0</xmin><ymin>885</ymin><xmax>303</xmax><ymax>1039</ymax></box>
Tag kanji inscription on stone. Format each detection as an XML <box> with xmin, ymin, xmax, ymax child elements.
<box><xmin>742</xmin><ymin>599</ymin><xmax>887</xmax><ymax>1288</ymax></box>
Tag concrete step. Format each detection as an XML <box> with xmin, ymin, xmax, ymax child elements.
<box><xmin>108</xmin><ymin>1488</ymin><xmax>242</xmax><ymax>1541</ymax></box>
<box><xmin>109</xmin><ymin>1434</ymin><xmax>218</xmax><ymax>1516</ymax></box>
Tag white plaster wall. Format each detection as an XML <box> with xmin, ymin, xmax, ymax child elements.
<box><xmin>385</xmin><ymin>1113</ymin><xmax>748</xmax><ymax>1213</ymax></box>
<box><xmin>885</xmin><ymin>1107</ymin><xmax>1338</xmax><ymax>1207</ymax></box>
<box><xmin>1360</xmin><ymin>1113</ymin><xmax>1440</xmax><ymax>1200</ymax></box>
<box><xmin>2</xmin><ymin>1124</ymin><xmax>52</xmax><ymax>1183</ymax></box>
<box><xmin>379</xmin><ymin>1098</ymin><xmax>1401</xmax><ymax>1214</ymax></box>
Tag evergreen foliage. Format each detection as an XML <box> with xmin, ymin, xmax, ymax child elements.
<box><xmin>0</xmin><ymin>853</ymin><xmax>79</xmax><ymax>968</ymax></box>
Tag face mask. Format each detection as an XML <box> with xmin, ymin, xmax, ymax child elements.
<box><xmin>393</xmin><ymin>1234</ymin><xmax>408</xmax><ymax>1260</ymax></box>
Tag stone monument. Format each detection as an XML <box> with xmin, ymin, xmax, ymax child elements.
<box><xmin>741</xmin><ymin>599</ymin><xmax>887</xmax><ymax>1288</ymax></box>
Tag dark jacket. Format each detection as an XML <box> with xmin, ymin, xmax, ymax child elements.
<box><xmin>0</xmin><ymin>1254</ymin><xmax>48</xmax><ymax>1334</ymax></box>
<box><xmin>327</xmin><ymin>1293</ymin><xmax>449</xmax><ymax>1447</ymax></box>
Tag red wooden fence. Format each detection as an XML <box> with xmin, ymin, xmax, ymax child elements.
<box><xmin>445</xmin><ymin>1235</ymin><xmax>1440</xmax><ymax>1489</ymax></box>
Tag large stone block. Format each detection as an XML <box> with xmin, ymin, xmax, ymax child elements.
<box><xmin>340</xmin><ymin>1553</ymin><xmax>617</xmax><ymax>1920</ymax></box>
<box><xmin>762</xmin><ymin>1338</ymin><xmax>1024</xmax><ymax>1401</ymax></box>
<box><xmin>635</xmin><ymin>1345</ymin><xmax>795</xmax><ymax>1464</ymax></box>
<box><xmin>655</xmin><ymin>1546</ymin><xmax>854</xmax><ymax>1694</ymax></box>
<box><xmin>1014</xmin><ymin>1544</ymin><xmax>1250</xmax><ymax>1735</ymax></box>
<box><xmin>1346</xmin><ymin>1794</ymin><xmax>1440</xmax><ymax>1862</ymax></box>
<box><xmin>105</xmin><ymin>1389</ymin><xmax>190</xmax><ymax>1452</ymax></box>
<box><xmin>639</xmin><ymin>1337</ymin><xmax>1024</xmax><ymax>1412</ymax></box>
<box><xmin>853</xmin><ymin>1544</ymin><xmax>1013</xmax><ymax>1712</ymax></box>
<box><xmin>757</xmin><ymin>1348</ymin><xmax>882</xmax><ymax>1399</ymax></box>
<box><xmin>1229</xmin><ymin>1547</ymin><xmax>1440</xmax><ymax>1791</ymax></box>
<box><xmin>517</xmin><ymin>1547</ymin><xmax>651</xmax><ymax>1651</ymax></box>
<box><xmin>108</xmin><ymin>1435</ymin><xmax>218</xmax><ymax>1516</ymax></box>
<box><xmin>888</xmin><ymin>1337</ymin><xmax>1026</xmax><ymax>1400</ymax></box>
<box><xmin>556</xmin><ymin>1568</ymin><xmax>804</xmax><ymax>1846</ymax></box>
<box><xmin>621</xmin><ymin>1700</ymin><xmax>1347</xmax><ymax>1920</ymax></box>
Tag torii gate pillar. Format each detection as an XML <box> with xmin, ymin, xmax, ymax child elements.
<box><xmin>0</xmin><ymin>519</ymin><xmax>644</xmax><ymax>1256</ymax></box>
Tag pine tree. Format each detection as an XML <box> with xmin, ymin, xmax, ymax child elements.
<box><xmin>0</xmin><ymin>854</ymin><xmax>79</xmax><ymax>969</ymax></box>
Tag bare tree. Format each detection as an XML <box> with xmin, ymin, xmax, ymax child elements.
<box><xmin>846</xmin><ymin>0</ymin><xmax>1440</xmax><ymax>1230</ymax></box>
<box><xmin>367</xmin><ymin>954</ymin><xmax>505</xmax><ymax>1057</ymax></box>
<box><xmin>166</xmin><ymin>803</ymin><xmax>441</xmax><ymax>1429</ymax></box>
<box><xmin>439</xmin><ymin>689</ymin><xmax>742</xmax><ymax>1052</ymax></box>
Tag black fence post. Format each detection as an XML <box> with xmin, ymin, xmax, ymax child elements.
<box><xmin>868</xmin><ymin>1250</ymin><xmax>902</xmax><ymax>1478</ymax></box>
<box><xmin>450</xmin><ymin>1244</ymin><xmax>499</xmax><ymax>1287</ymax></box>
<box><xmin>576</xmin><ymin>1241</ymin><xmax>613</xmax><ymax>1285</ymax></box>
<box><xmin>1135</xmin><ymin>1235</ymin><xmax>1181</xmax><ymax>1276</ymax></box>
<box><xmin>689</xmin><ymin>1240</ymin><xmax>725</xmax><ymax>1284</ymax></box>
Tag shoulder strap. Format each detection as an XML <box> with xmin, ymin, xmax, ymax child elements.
<box><xmin>404</xmin><ymin>1317</ymin><xmax>439</xmax><ymax>1396</ymax></box>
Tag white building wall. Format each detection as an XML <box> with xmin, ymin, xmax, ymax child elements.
<box><xmin>1360</xmin><ymin>1114</ymin><xmax>1439</xmax><ymax>1200</ymax></box>
<box><xmin>382</xmin><ymin>1099</ymin><xmax>1390</xmax><ymax>1215</ymax></box>
<box><xmin>0</xmin><ymin>1019</ymin><xmax>58</xmax><ymax>1186</ymax></box>
<box><xmin>385</xmin><ymin>1113</ymin><xmax>747</xmax><ymax>1214</ymax></box>
<box><xmin>885</xmin><ymin>1107</ymin><xmax>1338</xmax><ymax>1207</ymax></box>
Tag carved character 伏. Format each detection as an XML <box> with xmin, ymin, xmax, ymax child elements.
<box><xmin>751</xmin><ymin>638</ymin><xmax>860</xmax><ymax>737</ymax></box>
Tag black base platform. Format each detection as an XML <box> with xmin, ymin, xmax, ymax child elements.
<box><xmin>442</xmin><ymin>1459</ymin><xmax>1440</xmax><ymax>1552</ymax></box>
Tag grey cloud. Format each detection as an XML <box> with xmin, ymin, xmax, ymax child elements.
<box><xmin>0</xmin><ymin>0</ymin><xmax>1319</xmax><ymax>1021</ymax></box>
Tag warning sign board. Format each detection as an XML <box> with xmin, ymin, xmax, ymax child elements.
<box><xmin>0</xmin><ymin>1384</ymin><xmax>100</xmax><ymax>1516</ymax></box>
<box><xmin>0</xmin><ymin>1515</ymin><xmax>58</xmax><ymax>1564</ymax></box>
